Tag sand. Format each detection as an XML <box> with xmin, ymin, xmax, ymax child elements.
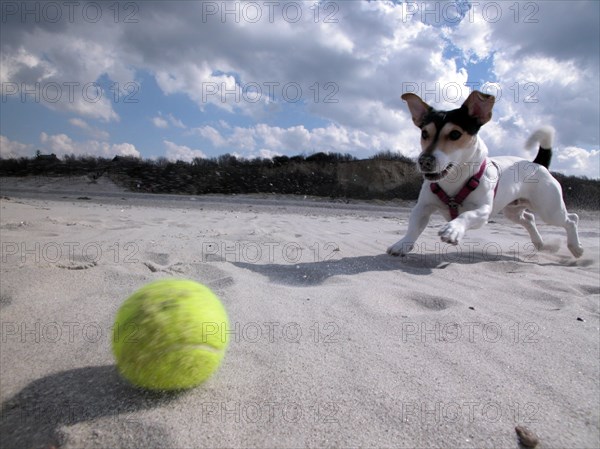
<box><xmin>1</xmin><ymin>177</ymin><xmax>599</xmax><ymax>448</ymax></box>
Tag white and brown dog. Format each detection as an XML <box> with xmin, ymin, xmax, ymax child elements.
<box><xmin>387</xmin><ymin>91</ymin><xmax>583</xmax><ymax>258</ymax></box>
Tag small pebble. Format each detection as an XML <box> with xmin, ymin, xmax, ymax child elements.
<box><xmin>515</xmin><ymin>425</ymin><xmax>539</xmax><ymax>448</ymax></box>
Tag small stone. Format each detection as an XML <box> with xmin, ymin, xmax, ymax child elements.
<box><xmin>515</xmin><ymin>425</ymin><xmax>539</xmax><ymax>448</ymax></box>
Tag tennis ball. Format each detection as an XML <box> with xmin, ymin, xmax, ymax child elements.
<box><xmin>112</xmin><ymin>279</ymin><xmax>229</xmax><ymax>391</ymax></box>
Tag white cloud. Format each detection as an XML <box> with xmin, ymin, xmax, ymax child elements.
<box><xmin>0</xmin><ymin>135</ymin><xmax>36</xmax><ymax>159</ymax></box>
<box><xmin>2</xmin><ymin>46</ymin><xmax>120</xmax><ymax>121</ymax></box>
<box><xmin>2</xmin><ymin>1</ymin><xmax>598</xmax><ymax>178</ymax></box>
<box><xmin>152</xmin><ymin>116</ymin><xmax>169</xmax><ymax>129</ymax></box>
<box><xmin>68</xmin><ymin>118</ymin><xmax>110</xmax><ymax>140</ymax></box>
<box><xmin>494</xmin><ymin>55</ymin><xmax>579</xmax><ymax>88</ymax></box>
<box><xmin>258</xmin><ymin>149</ymin><xmax>282</xmax><ymax>159</ymax></box>
<box><xmin>168</xmin><ymin>113</ymin><xmax>186</xmax><ymax>129</ymax></box>
<box><xmin>164</xmin><ymin>140</ymin><xmax>206</xmax><ymax>162</ymax></box>
<box><xmin>255</xmin><ymin>124</ymin><xmax>311</xmax><ymax>151</ymax></box>
<box><xmin>154</xmin><ymin>65</ymin><xmax>249</xmax><ymax>114</ymax></box>
<box><xmin>39</xmin><ymin>132</ymin><xmax>140</xmax><ymax>159</ymax></box>
<box><xmin>193</xmin><ymin>122</ymin><xmax>412</xmax><ymax>159</ymax></box>
<box><xmin>152</xmin><ymin>113</ymin><xmax>186</xmax><ymax>129</ymax></box>
<box><xmin>444</xmin><ymin>11</ymin><xmax>493</xmax><ymax>62</ymax></box>
<box><xmin>555</xmin><ymin>146</ymin><xmax>600</xmax><ymax>178</ymax></box>
<box><xmin>108</xmin><ymin>143</ymin><xmax>139</xmax><ymax>158</ymax></box>
<box><xmin>438</xmin><ymin>1</ymin><xmax>599</xmax><ymax>179</ymax></box>
<box><xmin>194</xmin><ymin>126</ymin><xmax>226</xmax><ymax>147</ymax></box>
<box><xmin>228</xmin><ymin>127</ymin><xmax>257</xmax><ymax>151</ymax></box>
<box><xmin>69</xmin><ymin>118</ymin><xmax>89</xmax><ymax>129</ymax></box>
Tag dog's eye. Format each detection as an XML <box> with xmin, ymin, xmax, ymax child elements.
<box><xmin>448</xmin><ymin>130</ymin><xmax>462</xmax><ymax>141</ymax></box>
<box><xmin>421</xmin><ymin>130</ymin><xmax>429</xmax><ymax>140</ymax></box>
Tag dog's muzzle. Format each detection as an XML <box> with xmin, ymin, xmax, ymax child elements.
<box><xmin>418</xmin><ymin>154</ymin><xmax>453</xmax><ymax>181</ymax></box>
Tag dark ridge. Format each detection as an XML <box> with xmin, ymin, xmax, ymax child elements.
<box><xmin>0</xmin><ymin>152</ymin><xmax>597</xmax><ymax>209</ymax></box>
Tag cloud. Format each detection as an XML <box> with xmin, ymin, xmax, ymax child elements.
<box><xmin>494</xmin><ymin>56</ymin><xmax>579</xmax><ymax>88</ymax></box>
<box><xmin>484</xmin><ymin>1</ymin><xmax>599</xmax><ymax>63</ymax></box>
<box><xmin>555</xmin><ymin>146</ymin><xmax>600</xmax><ymax>178</ymax></box>
<box><xmin>194</xmin><ymin>126</ymin><xmax>227</xmax><ymax>147</ymax></box>
<box><xmin>68</xmin><ymin>118</ymin><xmax>110</xmax><ymax>140</ymax></box>
<box><xmin>193</xmin><ymin>122</ymin><xmax>409</xmax><ymax>158</ymax></box>
<box><xmin>39</xmin><ymin>132</ymin><xmax>140</xmax><ymax>158</ymax></box>
<box><xmin>1</xmin><ymin>7</ymin><xmax>140</xmax><ymax>121</ymax></box>
<box><xmin>443</xmin><ymin>9</ymin><xmax>493</xmax><ymax>62</ymax></box>
<box><xmin>69</xmin><ymin>118</ymin><xmax>90</xmax><ymax>129</ymax></box>
<box><xmin>0</xmin><ymin>135</ymin><xmax>36</xmax><ymax>159</ymax></box>
<box><xmin>257</xmin><ymin>149</ymin><xmax>282</xmax><ymax>159</ymax></box>
<box><xmin>167</xmin><ymin>113</ymin><xmax>186</xmax><ymax>129</ymax></box>
<box><xmin>1</xmin><ymin>1</ymin><xmax>598</xmax><ymax>177</ymax></box>
<box><xmin>108</xmin><ymin>0</ymin><xmax>468</xmax><ymax>128</ymax></box>
<box><xmin>152</xmin><ymin>116</ymin><xmax>169</xmax><ymax>129</ymax></box>
<box><xmin>163</xmin><ymin>140</ymin><xmax>206</xmax><ymax>162</ymax></box>
<box><xmin>439</xmin><ymin>1</ymin><xmax>599</xmax><ymax>174</ymax></box>
<box><xmin>152</xmin><ymin>113</ymin><xmax>186</xmax><ymax>129</ymax></box>
<box><xmin>1</xmin><ymin>47</ymin><xmax>121</xmax><ymax>122</ymax></box>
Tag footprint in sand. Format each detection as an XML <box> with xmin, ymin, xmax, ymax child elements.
<box><xmin>408</xmin><ymin>293</ymin><xmax>455</xmax><ymax>311</ymax></box>
<box><xmin>56</xmin><ymin>260</ymin><xmax>98</xmax><ymax>270</ymax></box>
<box><xmin>579</xmin><ymin>285</ymin><xmax>600</xmax><ymax>295</ymax></box>
<box><xmin>146</xmin><ymin>252</ymin><xmax>171</xmax><ymax>266</ymax></box>
<box><xmin>140</xmin><ymin>260</ymin><xmax>235</xmax><ymax>293</ymax></box>
<box><xmin>0</xmin><ymin>294</ymin><xmax>12</xmax><ymax>308</ymax></box>
<box><xmin>143</xmin><ymin>261</ymin><xmax>187</xmax><ymax>274</ymax></box>
<box><xmin>531</xmin><ymin>279</ymin><xmax>579</xmax><ymax>295</ymax></box>
<box><xmin>0</xmin><ymin>221</ymin><xmax>30</xmax><ymax>230</ymax></box>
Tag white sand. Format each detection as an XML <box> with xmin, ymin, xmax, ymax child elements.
<box><xmin>1</xmin><ymin>178</ymin><xmax>599</xmax><ymax>448</ymax></box>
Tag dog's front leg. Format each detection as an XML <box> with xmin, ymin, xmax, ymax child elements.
<box><xmin>438</xmin><ymin>204</ymin><xmax>492</xmax><ymax>245</ymax></box>
<box><xmin>387</xmin><ymin>202</ymin><xmax>436</xmax><ymax>256</ymax></box>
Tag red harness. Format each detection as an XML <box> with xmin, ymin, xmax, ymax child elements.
<box><xmin>430</xmin><ymin>160</ymin><xmax>493</xmax><ymax>219</ymax></box>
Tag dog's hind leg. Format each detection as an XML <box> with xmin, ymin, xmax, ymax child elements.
<box><xmin>537</xmin><ymin>209</ymin><xmax>583</xmax><ymax>258</ymax></box>
<box><xmin>503</xmin><ymin>204</ymin><xmax>544</xmax><ymax>250</ymax></box>
<box><xmin>565</xmin><ymin>213</ymin><xmax>584</xmax><ymax>258</ymax></box>
<box><xmin>544</xmin><ymin>211</ymin><xmax>584</xmax><ymax>258</ymax></box>
<box><xmin>527</xmin><ymin>182</ymin><xmax>584</xmax><ymax>258</ymax></box>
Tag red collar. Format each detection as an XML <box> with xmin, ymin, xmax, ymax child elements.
<box><xmin>430</xmin><ymin>160</ymin><xmax>488</xmax><ymax>219</ymax></box>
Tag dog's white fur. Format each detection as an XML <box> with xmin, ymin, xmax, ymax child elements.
<box><xmin>387</xmin><ymin>92</ymin><xmax>583</xmax><ymax>258</ymax></box>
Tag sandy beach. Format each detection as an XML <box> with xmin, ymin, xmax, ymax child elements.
<box><xmin>1</xmin><ymin>177</ymin><xmax>599</xmax><ymax>449</ymax></box>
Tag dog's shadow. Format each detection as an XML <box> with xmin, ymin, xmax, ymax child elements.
<box><xmin>0</xmin><ymin>365</ymin><xmax>180</xmax><ymax>448</ymax></box>
<box><xmin>232</xmin><ymin>250</ymin><xmax>527</xmax><ymax>286</ymax></box>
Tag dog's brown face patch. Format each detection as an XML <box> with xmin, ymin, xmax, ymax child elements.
<box><xmin>421</xmin><ymin>123</ymin><xmax>476</xmax><ymax>156</ymax></box>
<box><xmin>404</xmin><ymin>92</ymin><xmax>495</xmax><ymax>179</ymax></box>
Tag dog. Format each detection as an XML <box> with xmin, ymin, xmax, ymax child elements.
<box><xmin>387</xmin><ymin>90</ymin><xmax>583</xmax><ymax>259</ymax></box>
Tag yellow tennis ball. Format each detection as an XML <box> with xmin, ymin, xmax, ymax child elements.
<box><xmin>112</xmin><ymin>279</ymin><xmax>229</xmax><ymax>391</ymax></box>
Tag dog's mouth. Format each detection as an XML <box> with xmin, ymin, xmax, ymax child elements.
<box><xmin>422</xmin><ymin>164</ymin><xmax>454</xmax><ymax>181</ymax></box>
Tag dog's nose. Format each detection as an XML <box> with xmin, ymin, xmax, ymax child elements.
<box><xmin>418</xmin><ymin>153</ymin><xmax>437</xmax><ymax>172</ymax></box>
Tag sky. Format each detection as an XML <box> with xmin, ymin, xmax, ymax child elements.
<box><xmin>1</xmin><ymin>0</ymin><xmax>599</xmax><ymax>178</ymax></box>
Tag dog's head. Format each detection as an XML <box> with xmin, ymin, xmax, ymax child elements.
<box><xmin>402</xmin><ymin>90</ymin><xmax>495</xmax><ymax>181</ymax></box>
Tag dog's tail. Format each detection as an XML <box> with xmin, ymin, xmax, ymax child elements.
<box><xmin>525</xmin><ymin>126</ymin><xmax>555</xmax><ymax>168</ymax></box>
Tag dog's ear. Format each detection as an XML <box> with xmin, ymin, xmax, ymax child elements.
<box><xmin>462</xmin><ymin>91</ymin><xmax>495</xmax><ymax>125</ymax></box>
<box><xmin>401</xmin><ymin>93</ymin><xmax>431</xmax><ymax>128</ymax></box>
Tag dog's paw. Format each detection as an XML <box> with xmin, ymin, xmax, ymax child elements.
<box><xmin>387</xmin><ymin>241</ymin><xmax>414</xmax><ymax>257</ymax></box>
<box><xmin>439</xmin><ymin>222</ymin><xmax>465</xmax><ymax>245</ymax></box>
<box><xmin>568</xmin><ymin>243</ymin><xmax>584</xmax><ymax>258</ymax></box>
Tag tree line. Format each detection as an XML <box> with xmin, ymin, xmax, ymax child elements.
<box><xmin>0</xmin><ymin>152</ymin><xmax>597</xmax><ymax>209</ymax></box>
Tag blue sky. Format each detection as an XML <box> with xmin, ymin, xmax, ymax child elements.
<box><xmin>1</xmin><ymin>1</ymin><xmax>599</xmax><ymax>178</ymax></box>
